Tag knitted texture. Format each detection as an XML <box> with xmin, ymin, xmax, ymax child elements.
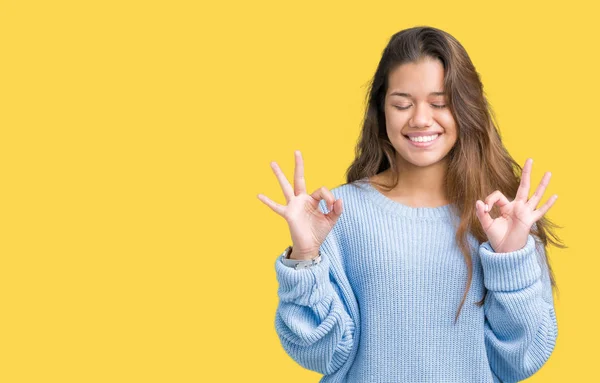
<box><xmin>274</xmin><ymin>179</ymin><xmax>558</xmax><ymax>383</ymax></box>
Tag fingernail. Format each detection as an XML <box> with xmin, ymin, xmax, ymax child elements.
<box><xmin>485</xmin><ymin>204</ymin><xmax>489</xmax><ymax>212</ymax></box>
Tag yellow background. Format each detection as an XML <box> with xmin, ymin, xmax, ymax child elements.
<box><xmin>0</xmin><ymin>0</ymin><xmax>595</xmax><ymax>381</ymax></box>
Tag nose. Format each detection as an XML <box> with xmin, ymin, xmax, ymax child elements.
<box><xmin>409</xmin><ymin>102</ymin><xmax>434</xmax><ymax>128</ymax></box>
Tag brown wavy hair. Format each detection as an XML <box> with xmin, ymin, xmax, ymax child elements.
<box><xmin>342</xmin><ymin>26</ymin><xmax>566</xmax><ymax>323</ymax></box>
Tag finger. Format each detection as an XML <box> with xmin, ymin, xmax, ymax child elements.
<box><xmin>532</xmin><ymin>194</ymin><xmax>558</xmax><ymax>221</ymax></box>
<box><xmin>527</xmin><ymin>171</ymin><xmax>551</xmax><ymax>209</ymax></box>
<box><xmin>270</xmin><ymin>161</ymin><xmax>294</xmax><ymax>203</ymax></box>
<box><xmin>332</xmin><ymin>197</ymin><xmax>344</xmax><ymax>217</ymax></box>
<box><xmin>325</xmin><ymin>197</ymin><xmax>344</xmax><ymax>223</ymax></box>
<box><xmin>310</xmin><ymin>186</ymin><xmax>336</xmax><ymax>212</ymax></box>
<box><xmin>257</xmin><ymin>193</ymin><xmax>286</xmax><ymax>216</ymax></box>
<box><xmin>515</xmin><ymin>158</ymin><xmax>533</xmax><ymax>202</ymax></box>
<box><xmin>475</xmin><ymin>200</ymin><xmax>493</xmax><ymax>230</ymax></box>
<box><xmin>293</xmin><ymin>150</ymin><xmax>307</xmax><ymax>196</ymax></box>
<box><xmin>484</xmin><ymin>190</ymin><xmax>511</xmax><ymax>214</ymax></box>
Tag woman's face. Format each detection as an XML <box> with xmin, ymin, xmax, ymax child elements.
<box><xmin>384</xmin><ymin>57</ymin><xmax>458</xmax><ymax>169</ymax></box>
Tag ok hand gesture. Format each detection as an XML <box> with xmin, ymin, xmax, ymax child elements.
<box><xmin>475</xmin><ymin>158</ymin><xmax>558</xmax><ymax>253</ymax></box>
<box><xmin>257</xmin><ymin>151</ymin><xmax>344</xmax><ymax>260</ymax></box>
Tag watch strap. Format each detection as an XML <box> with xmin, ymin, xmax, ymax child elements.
<box><xmin>281</xmin><ymin>245</ymin><xmax>322</xmax><ymax>270</ymax></box>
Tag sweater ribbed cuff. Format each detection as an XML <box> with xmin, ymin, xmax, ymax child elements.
<box><xmin>275</xmin><ymin>247</ymin><xmax>334</xmax><ymax>306</ymax></box>
<box><xmin>479</xmin><ymin>234</ymin><xmax>542</xmax><ymax>292</ymax></box>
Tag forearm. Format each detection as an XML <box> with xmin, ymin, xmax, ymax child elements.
<box><xmin>480</xmin><ymin>234</ymin><xmax>558</xmax><ymax>381</ymax></box>
<box><xmin>274</xmin><ymin>248</ymin><xmax>356</xmax><ymax>374</ymax></box>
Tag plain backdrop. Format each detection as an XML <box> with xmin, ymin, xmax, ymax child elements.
<box><xmin>0</xmin><ymin>0</ymin><xmax>596</xmax><ymax>381</ymax></box>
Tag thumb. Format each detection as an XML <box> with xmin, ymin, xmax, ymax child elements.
<box><xmin>475</xmin><ymin>200</ymin><xmax>492</xmax><ymax>230</ymax></box>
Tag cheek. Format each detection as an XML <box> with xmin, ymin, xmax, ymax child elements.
<box><xmin>438</xmin><ymin>113</ymin><xmax>457</xmax><ymax>135</ymax></box>
<box><xmin>386</xmin><ymin>110</ymin><xmax>409</xmax><ymax>129</ymax></box>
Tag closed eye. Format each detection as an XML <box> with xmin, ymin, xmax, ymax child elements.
<box><xmin>393</xmin><ymin>104</ymin><xmax>446</xmax><ymax>110</ymax></box>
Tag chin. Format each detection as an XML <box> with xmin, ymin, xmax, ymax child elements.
<box><xmin>398</xmin><ymin>152</ymin><xmax>451</xmax><ymax>168</ymax></box>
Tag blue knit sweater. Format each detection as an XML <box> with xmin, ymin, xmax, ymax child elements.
<box><xmin>274</xmin><ymin>179</ymin><xmax>558</xmax><ymax>383</ymax></box>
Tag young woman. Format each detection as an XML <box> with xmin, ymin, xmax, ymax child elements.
<box><xmin>258</xmin><ymin>26</ymin><xmax>564</xmax><ymax>383</ymax></box>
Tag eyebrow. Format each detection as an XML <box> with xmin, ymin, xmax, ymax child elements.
<box><xmin>389</xmin><ymin>91</ymin><xmax>446</xmax><ymax>97</ymax></box>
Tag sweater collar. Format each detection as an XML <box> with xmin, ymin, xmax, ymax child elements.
<box><xmin>356</xmin><ymin>177</ymin><xmax>457</xmax><ymax>220</ymax></box>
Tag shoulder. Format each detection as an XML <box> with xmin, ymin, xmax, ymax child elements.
<box><xmin>315</xmin><ymin>180</ymin><xmax>376</xmax><ymax>239</ymax></box>
<box><xmin>318</xmin><ymin>180</ymin><xmax>369</xmax><ymax>210</ymax></box>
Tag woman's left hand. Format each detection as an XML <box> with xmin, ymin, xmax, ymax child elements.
<box><xmin>475</xmin><ymin>158</ymin><xmax>558</xmax><ymax>253</ymax></box>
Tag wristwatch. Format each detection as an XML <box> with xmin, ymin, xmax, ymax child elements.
<box><xmin>281</xmin><ymin>245</ymin><xmax>322</xmax><ymax>270</ymax></box>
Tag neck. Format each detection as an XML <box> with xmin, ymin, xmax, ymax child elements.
<box><xmin>382</xmin><ymin>156</ymin><xmax>449</xmax><ymax>206</ymax></box>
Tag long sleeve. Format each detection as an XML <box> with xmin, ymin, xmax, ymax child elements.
<box><xmin>273</xmin><ymin>204</ymin><xmax>356</xmax><ymax>375</ymax></box>
<box><xmin>479</xmin><ymin>234</ymin><xmax>558</xmax><ymax>382</ymax></box>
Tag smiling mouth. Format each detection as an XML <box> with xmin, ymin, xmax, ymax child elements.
<box><xmin>403</xmin><ymin>133</ymin><xmax>442</xmax><ymax>147</ymax></box>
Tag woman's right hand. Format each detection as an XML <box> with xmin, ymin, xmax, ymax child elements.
<box><xmin>257</xmin><ymin>150</ymin><xmax>344</xmax><ymax>260</ymax></box>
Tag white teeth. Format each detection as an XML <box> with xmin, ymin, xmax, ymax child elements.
<box><xmin>408</xmin><ymin>134</ymin><xmax>439</xmax><ymax>142</ymax></box>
